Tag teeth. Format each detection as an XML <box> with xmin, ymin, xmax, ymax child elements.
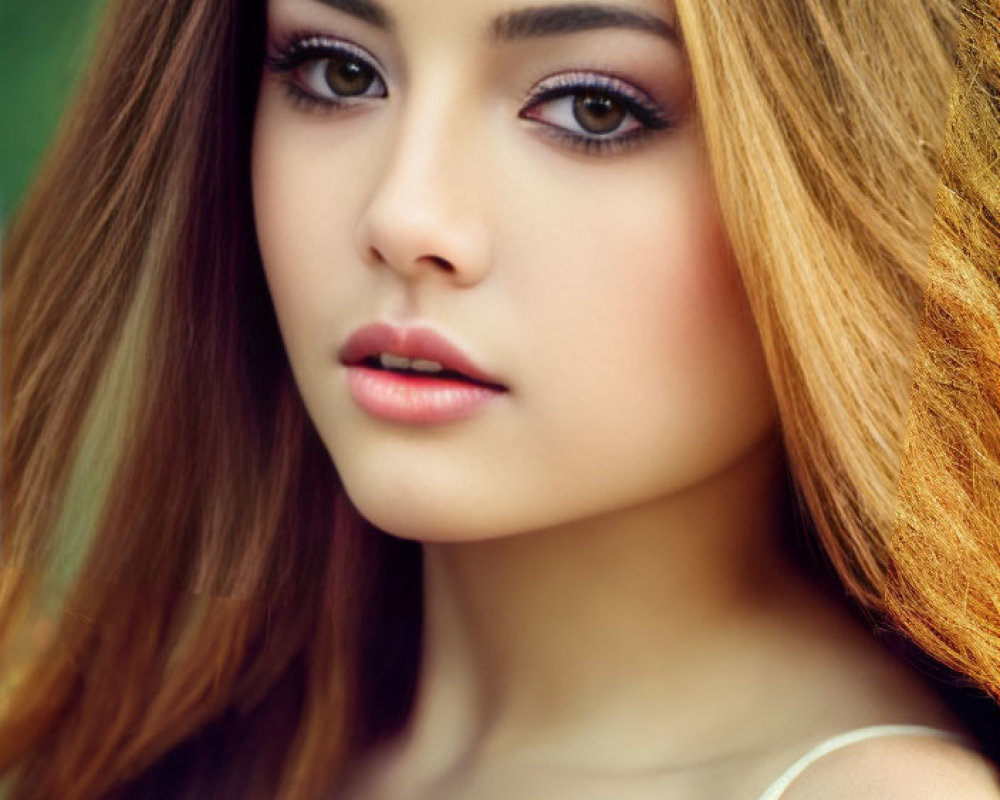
<box><xmin>411</xmin><ymin>359</ymin><xmax>444</xmax><ymax>373</ymax></box>
<box><xmin>379</xmin><ymin>354</ymin><xmax>411</xmax><ymax>370</ymax></box>
<box><xmin>377</xmin><ymin>354</ymin><xmax>444</xmax><ymax>373</ymax></box>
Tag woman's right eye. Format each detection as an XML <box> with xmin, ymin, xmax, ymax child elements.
<box><xmin>265</xmin><ymin>36</ymin><xmax>388</xmax><ymax>110</ymax></box>
<box><xmin>297</xmin><ymin>53</ymin><xmax>386</xmax><ymax>102</ymax></box>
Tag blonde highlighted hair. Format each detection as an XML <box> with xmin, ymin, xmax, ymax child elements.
<box><xmin>677</xmin><ymin>0</ymin><xmax>962</xmax><ymax>604</ymax></box>
<box><xmin>0</xmin><ymin>0</ymin><xmax>996</xmax><ymax>797</ymax></box>
<box><xmin>887</xmin><ymin>0</ymin><xmax>1000</xmax><ymax>700</ymax></box>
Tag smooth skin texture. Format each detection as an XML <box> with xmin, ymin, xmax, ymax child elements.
<box><xmin>251</xmin><ymin>0</ymin><xmax>999</xmax><ymax>797</ymax></box>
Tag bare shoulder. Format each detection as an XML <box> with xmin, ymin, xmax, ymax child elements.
<box><xmin>780</xmin><ymin>733</ymin><xmax>1000</xmax><ymax>800</ymax></box>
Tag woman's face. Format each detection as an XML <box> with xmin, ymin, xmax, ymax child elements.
<box><xmin>252</xmin><ymin>0</ymin><xmax>778</xmax><ymax>541</ymax></box>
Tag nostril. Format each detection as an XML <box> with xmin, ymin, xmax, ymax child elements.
<box><xmin>425</xmin><ymin>255</ymin><xmax>455</xmax><ymax>272</ymax></box>
<box><xmin>363</xmin><ymin>243</ymin><xmax>457</xmax><ymax>275</ymax></box>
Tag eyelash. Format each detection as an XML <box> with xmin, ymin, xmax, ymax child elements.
<box><xmin>520</xmin><ymin>72</ymin><xmax>674</xmax><ymax>156</ymax></box>
<box><xmin>264</xmin><ymin>34</ymin><xmax>389</xmax><ymax>112</ymax></box>
<box><xmin>264</xmin><ymin>32</ymin><xmax>676</xmax><ymax>157</ymax></box>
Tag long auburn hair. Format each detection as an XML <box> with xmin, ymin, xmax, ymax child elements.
<box><xmin>0</xmin><ymin>0</ymin><xmax>996</xmax><ymax>797</ymax></box>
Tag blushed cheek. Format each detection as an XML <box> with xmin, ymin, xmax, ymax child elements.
<box><xmin>662</xmin><ymin>214</ymin><xmax>778</xmax><ymax>451</ymax></box>
<box><xmin>587</xmin><ymin>171</ymin><xmax>774</xmax><ymax>452</ymax></box>
<box><xmin>252</xmin><ymin>107</ymin><xmax>297</xmax><ymax>315</ymax></box>
<box><xmin>606</xmin><ymin>185</ymin><xmax>747</xmax><ymax>363</ymax></box>
<box><xmin>253</xmin><ymin>107</ymin><xmax>339</xmax><ymax>362</ymax></box>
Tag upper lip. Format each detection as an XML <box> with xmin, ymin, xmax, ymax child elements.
<box><xmin>339</xmin><ymin>322</ymin><xmax>507</xmax><ymax>389</ymax></box>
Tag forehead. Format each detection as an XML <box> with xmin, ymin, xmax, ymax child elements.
<box><xmin>270</xmin><ymin>0</ymin><xmax>681</xmax><ymax>48</ymax></box>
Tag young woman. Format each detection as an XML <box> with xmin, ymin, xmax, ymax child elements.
<box><xmin>1</xmin><ymin>0</ymin><xmax>998</xmax><ymax>798</ymax></box>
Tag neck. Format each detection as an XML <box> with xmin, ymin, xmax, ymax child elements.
<box><xmin>396</xmin><ymin>433</ymin><xmax>819</xmax><ymax>774</ymax></box>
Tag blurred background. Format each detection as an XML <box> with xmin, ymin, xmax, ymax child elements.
<box><xmin>0</xmin><ymin>0</ymin><xmax>105</xmax><ymax>225</ymax></box>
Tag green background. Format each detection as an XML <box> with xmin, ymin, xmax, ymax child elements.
<box><xmin>0</xmin><ymin>0</ymin><xmax>105</xmax><ymax>224</ymax></box>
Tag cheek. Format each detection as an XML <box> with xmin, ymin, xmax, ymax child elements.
<box><xmin>251</xmin><ymin>105</ymin><xmax>360</xmax><ymax>371</ymax></box>
<box><xmin>505</xmin><ymin>154</ymin><xmax>775</xmax><ymax>489</ymax></box>
<box><xmin>253</xmin><ymin>125</ymin><xmax>312</xmax><ymax>334</ymax></box>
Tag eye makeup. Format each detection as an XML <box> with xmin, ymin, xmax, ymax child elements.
<box><xmin>264</xmin><ymin>32</ymin><xmax>388</xmax><ymax>112</ymax></box>
<box><xmin>263</xmin><ymin>30</ymin><xmax>678</xmax><ymax>156</ymax></box>
<box><xmin>518</xmin><ymin>71</ymin><xmax>676</xmax><ymax>156</ymax></box>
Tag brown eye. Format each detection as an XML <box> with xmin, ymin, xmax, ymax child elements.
<box><xmin>292</xmin><ymin>47</ymin><xmax>387</xmax><ymax>103</ymax></box>
<box><xmin>572</xmin><ymin>92</ymin><xmax>627</xmax><ymax>134</ymax></box>
<box><xmin>324</xmin><ymin>56</ymin><xmax>377</xmax><ymax>97</ymax></box>
<box><xmin>518</xmin><ymin>73</ymin><xmax>673</xmax><ymax>155</ymax></box>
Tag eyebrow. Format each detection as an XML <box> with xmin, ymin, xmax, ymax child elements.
<box><xmin>309</xmin><ymin>0</ymin><xmax>681</xmax><ymax>45</ymax></box>
<box><xmin>490</xmin><ymin>4</ymin><xmax>680</xmax><ymax>44</ymax></box>
<box><xmin>312</xmin><ymin>0</ymin><xmax>394</xmax><ymax>30</ymax></box>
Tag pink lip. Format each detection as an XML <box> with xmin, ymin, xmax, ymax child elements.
<box><xmin>338</xmin><ymin>323</ymin><xmax>508</xmax><ymax>425</ymax></box>
<box><xmin>338</xmin><ymin>323</ymin><xmax>505</xmax><ymax>388</ymax></box>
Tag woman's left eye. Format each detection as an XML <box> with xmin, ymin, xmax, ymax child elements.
<box><xmin>519</xmin><ymin>75</ymin><xmax>675</xmax><ymax>154</ymax></box>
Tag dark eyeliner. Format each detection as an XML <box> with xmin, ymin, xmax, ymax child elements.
<box><xmin>527</xmin><ymin>81</ymin><xmax>672</xmax><ymax>131</ymax></box>
<box><xmin>264</xmin><ymin>32</ymin><xmax>386</xmax><ymax>112</ymax></box>
<box><xmin>265</xmin><ymin>34</ymin><xmax>330</xmax><ymax>74</ymax></box>
<box><xmin>521</xmin><ymin>72</ymin><xmax>676</xmax><ymax>156</ymax></box>
<box><xmin>536</xmin><ymin>124</ymin><xmax>661</xmax><ymax>156</ymax></box>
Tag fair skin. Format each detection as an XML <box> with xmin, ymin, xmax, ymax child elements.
<box><xmin>251</xmin><ymin>0</ymin><xmax>998</xmax><ymax>797</ymax></box>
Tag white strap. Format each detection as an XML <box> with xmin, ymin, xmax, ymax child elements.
<box><xmin>755</xmin><ymin>724</ymin><xmax>972</xmax><ymax>800</ymax></box>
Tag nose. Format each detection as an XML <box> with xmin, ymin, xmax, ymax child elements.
<box><xmin>354</xmin><ymin>102</ymin><xmax>492</xmax><ymax>288</ymax></box>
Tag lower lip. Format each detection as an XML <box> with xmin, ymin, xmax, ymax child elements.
<box><xmin>344</xmin><ymin>366</ymin><xmax>505</xmax><ymax>424</ymax></box>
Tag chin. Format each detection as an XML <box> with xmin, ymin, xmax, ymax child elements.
<box><xmin>341</xmin><ymin>479</ymin><xmax>496</xmax><ymax>543</ymax></box>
